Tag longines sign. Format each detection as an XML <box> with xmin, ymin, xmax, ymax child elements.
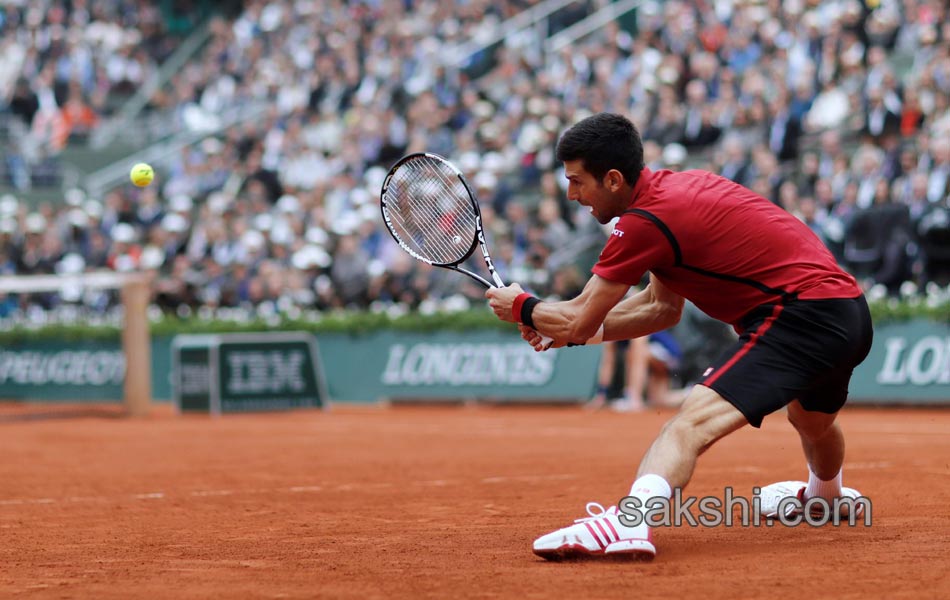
<box><xmin>850</xmin><ymin>319</ymin><xmax>950</xmax><ymax>403</ymax></box>
<box><xmin>876</xmin><ymin>336</ymin><xmax>950</xmax><ymax>386</ymax></box>
<box><xmin>381</xmin><ymin>343</ymin><xmax>556</xmax><ymax>386</ymax></box>
<box><xmin>315</xmin><ymin>329</ymin><xmax>603</xmax><ymax>402</ymax></box>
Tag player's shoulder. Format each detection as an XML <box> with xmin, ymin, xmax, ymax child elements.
<box><xmin>640</xmin><ymin>168</ymin><xmax>727</xmax><ymax>196</ymax></box>
<box><xmin>656</xmin><ymin>168</ymin><xmax>728</xmax><ymax>187</ymax></box>
<box><xmin>630</xmin><ymin>168</ymin><xmax>720</xmax><ymax>211</ymax></box>
<box><xmin>653</xmin><ymin>169</ymin><xmax>764</xmax><ymax>211</ymax></box>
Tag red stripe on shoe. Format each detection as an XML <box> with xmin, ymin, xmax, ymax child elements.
<box><xmin>584</xmin><ymin>522</ymin><xmax>606</xmax><ymax>548</ymax></box>
<box><xmin>602</xmin><ymin>518</ymin><xmax>620</xmax><ymax>542</ymax></box>
<box><xmin>704</xmin><ymin>304</ymin><xmax>784</xmax><ymax>387</ymax></box>
<box><xmin>594</xmin><ymin>520</ymin><xmax>613</xmax><ymax>543</ymax></box>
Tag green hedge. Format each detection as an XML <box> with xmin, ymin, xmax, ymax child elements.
<box><xmin>0</xmin><ymin>298</ymin><xmax>945</xmax><ymax>344</ymax></box>
<box><xmin>0</xmin><ymin>307</ymin><xmax>510</xmax><ymax>344</ymax></box>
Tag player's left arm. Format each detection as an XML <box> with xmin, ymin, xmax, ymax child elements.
<box><xmin>601</xmin><ymin>273</ymin><xmax>684</xmax><ymax>341</ymax></box>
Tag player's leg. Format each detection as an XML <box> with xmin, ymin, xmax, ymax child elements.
<box><xmin>533</xmin><ymin>303</ymin><xmax>790</xmax><ymax>561</ymax></box>
<box><xmin>634</xmin><ymin>384</ymin><xmax>747</xmax><ymax>489</ymax></box>
<box><xmin>757</xmin><ymin>400</ymin><xmax>866</xmax><ymax>519</ymax></box>
<box><xmin>532</xmin><ymin>385</ymin><xmax>747</xmax><ymax>561</ymax></box>
<box><xmin>787</xmin><ymin>399</ymin><xmax>844</xmax><ymax>481</ymax></box>
<box><xmin>788</xmin><ymin>400</ymin><xmax>866</xmax><ymax>510</ymax></box>
<box><xmin>757</xmin><ymin>296</ymin><xmax>874</xmax><ymax>518</ymax></box>
<box><xmin>533</xmin><ymin>297</ymin><xmax>873</xmax><ymax>560</ymax></box>
<box><xmin>533</xmin><ymin>301</ymin><xmax>798</xmax><ymax>561</ymax></box>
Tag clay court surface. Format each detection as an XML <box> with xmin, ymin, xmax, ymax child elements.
<box><xmin>2</xmin><ymin>403</ymin><xmax>948</xmax><ymax>599</ymax></box>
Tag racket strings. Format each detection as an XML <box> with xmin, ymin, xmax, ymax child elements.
<box><xmin>393</xmin><ymin>159</ymin><xmax>476</xmax><ymax>244</ymax></box>
<box><xmin>383</xmin><ymin>156</ymin><xmax>478</xmax><ymax>264</ymax></box>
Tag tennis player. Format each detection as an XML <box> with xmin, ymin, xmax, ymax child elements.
<box><xmin>486</xmin><ymin>113</ymin><xmax>874</xmax><ymax>560</ymax></box>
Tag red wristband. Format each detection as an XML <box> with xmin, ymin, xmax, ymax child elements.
<box><xmin>511</xmin><ymin>292</ymin><xmax>533</xmax><ymax>324</ymax></box>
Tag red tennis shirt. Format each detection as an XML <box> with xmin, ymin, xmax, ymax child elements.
<box><xmin>592</xmin><ymin>168</ymin><xmax>862</xmax><ymax>328</ymax></box>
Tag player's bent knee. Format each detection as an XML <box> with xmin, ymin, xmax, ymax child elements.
<box><xmin>664</xmin><ymin>387</ymin><xmax>747</xmax><ymax>454</ymax></box>
<box><xmin>786</xmin><ymin>400</ymin><xmax>837</xmax><ymax>440</ymax></box>
<box><xmin>661</xmin><ymin>413</ymin><xmax>724</xmax><ymax>456</ymax></box>
<box><xmin>656</xmin><ymin>416</ymin><xmax>701</xmax><ymax>454</ymax></box>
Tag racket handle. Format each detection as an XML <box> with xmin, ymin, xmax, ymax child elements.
<box><xmin>538</xmin><ymin>334</ymin><xmax>554</xmax><ymax>350</ymax></box>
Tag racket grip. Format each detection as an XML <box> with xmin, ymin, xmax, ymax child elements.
<box><xmin>538</xmin><ymin>334</ymin><xmax>554</xmax><ymax>350</ymax></box>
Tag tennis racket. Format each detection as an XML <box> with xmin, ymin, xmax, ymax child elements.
<box><xmin>379</xmin><ymin>152</ymin><xmax>553</xmax><ymax>348</ymax></box>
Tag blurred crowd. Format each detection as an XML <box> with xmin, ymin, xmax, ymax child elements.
<box><xmin>0</xmin><ymin>0</ymin><xmax>215</xmax><ymax>188</ymax></box>
<box><xmin>1</xmin><ymin>0</ymin><xmax>950</xmax><ymax>324</ymax></box>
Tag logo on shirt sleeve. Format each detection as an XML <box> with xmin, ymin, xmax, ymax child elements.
<box><xmin>611</xmin><ymin>228</ymin><xmax>625</xmax><ymax>238</ymax></box>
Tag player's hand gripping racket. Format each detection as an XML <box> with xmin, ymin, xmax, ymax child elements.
<box><xmin>380</xmin><ymin>152</ymin><xmax>553</xmax><ymax>349</ymax></box>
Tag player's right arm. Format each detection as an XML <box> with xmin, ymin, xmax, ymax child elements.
<box><xmin>519</xmin><ymin>273</ymin><xmax>630</xmax><ymax>346</ymax></box>
<box><xmin>519</xmin><ymin>273</ymin><xmax>683</xmax><ymax>350</ymax></box>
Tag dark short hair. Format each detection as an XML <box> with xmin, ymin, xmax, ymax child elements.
<box><xmin>555</xmin><ymin>113</ymin><xmax>644</xmax><ymax>185</ymax></box>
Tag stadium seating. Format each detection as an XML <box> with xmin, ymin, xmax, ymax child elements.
<box><xmin>0</xmin><ymin>0</ymin><xmax>948</xmax><ymax>322</ymax></box>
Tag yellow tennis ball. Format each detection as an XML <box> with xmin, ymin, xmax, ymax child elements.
<box><xmin>130</xmin><ymin>163</ymin><xmax>154</xmax><ymax>187</ymax></box>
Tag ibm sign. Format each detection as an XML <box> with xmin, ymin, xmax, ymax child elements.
<box><xmin>172</xmin><ymin>333</ymin><xmax>327</xmax><ymax>414</ymax></box>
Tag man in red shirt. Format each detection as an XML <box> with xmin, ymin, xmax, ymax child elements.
<box><xmin>487</xmin><ymin>113</ymin><xmax>874</xmax><ymax>560</ymax></box>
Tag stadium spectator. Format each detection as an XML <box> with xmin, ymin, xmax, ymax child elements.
<box><xmin>766</xmin><ymin>91</ymin><xmax>802</xmax><ymax>163</ymax></box>
<box><xmin>863</xmin><ymin>85</ymin><xmax>902</xmax><ymax>143</ymax></box>
<box><xmin>926</xmin><ymin>137</ymin><xmax>950</xmax><ymax>203</ymax></box>
<box><xmin>7</xmin><ymin>78</ymin><xmax>39</xmax><ymax>126</ymax></box>
<box><xmin>715</xmin><ymin>134</ymin><xmax>752</xmax><ymax>186</ymax></box>
<box><xmin>680</xmin><ymin>79</ymin><xmax>721</xmax><ymax>149</ymax></box>
<box><xmin>917</xmin><ymin>203</ymin><xmax>950</xmax><ymax>286</ymax></box>
<box><xmin>589</xmin><ymin>333</ymin><xmax>683</xmax><ymax>413</ymax></box>
<box><xmin>50</xmin><ymin>88</ymin><xmax>99</xmax><ymax>150</ymax></box>
<box><xmin>844</xmin><ymin>186</ymin><xmax>914</xmax><ymax>293</ymax></box>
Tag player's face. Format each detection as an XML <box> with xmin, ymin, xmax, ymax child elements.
<box><xmin>563</xmin><ymin>160</ymin><xmax>626</xmax><ymax>224</ymax></box>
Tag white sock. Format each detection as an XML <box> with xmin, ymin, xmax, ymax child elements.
<box><xmin>804</xmin><ymin>466</ymin><xmax>843</xmax><ymax>501</ymax></box>
<box><xmin>628</xmin><ymin>473</ymin><xmax>673</xmax><ymax>507</ymax></box>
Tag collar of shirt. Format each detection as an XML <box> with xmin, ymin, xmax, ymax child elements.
<box><xmin>629</xmin><ymin>167</ymin><xmax>654</xmax><ymax>208</ymax></box>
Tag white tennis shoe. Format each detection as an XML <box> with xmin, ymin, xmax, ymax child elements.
<box><xmin>532</xmin><ymin>502</ymin><xmax>656</xmax><ymax>560</ymax></box>
<box><xmin>756</xmin><ymin>480</ymin><xmax>866</xmax><ymax>520</ymax></box>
